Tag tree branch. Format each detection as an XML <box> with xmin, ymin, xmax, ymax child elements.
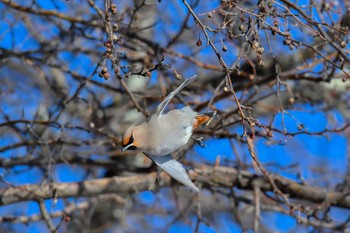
<box><xmin>1</xmin><ymin>166</ymin><xmax>349</xmax><ymax>209</ymax></box>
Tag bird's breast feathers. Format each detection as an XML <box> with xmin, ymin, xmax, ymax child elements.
<box><xmin>143</xmin><ymin>106</ymin><xmax>197</xmax><ymax>156</ymax></box>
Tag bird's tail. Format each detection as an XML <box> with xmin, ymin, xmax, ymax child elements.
<box><xmin>193</xmin><ymin>111</ymin><xmax>217</xmax><ymax>128</ymax></box>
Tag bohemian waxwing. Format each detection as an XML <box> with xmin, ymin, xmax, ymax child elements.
<box><xmin>121</xmin><ymin>75</ymin><xmax>212</xmax><ymax>192</ymax></box>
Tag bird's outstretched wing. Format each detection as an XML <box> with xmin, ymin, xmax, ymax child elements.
<box><xmin>148</xmin><ymin>75</ymin><xmax>197</xmax><ymax>121</ymax></box>
<box><xmin>146</xmin><ymin>153</ymin><xmax>199</xmax><ymax>192</ymax></box>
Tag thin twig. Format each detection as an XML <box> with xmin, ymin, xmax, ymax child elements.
<box><xmin>37</xmin><ymin>199</ymin><xmax>55</xmax><ymax>233</ymax></box>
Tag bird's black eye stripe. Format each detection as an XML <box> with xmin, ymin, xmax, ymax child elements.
<box><xmin>128</xmin><ymin>135</ymin><xmax>134</xmax><ymax>145</ymax></box>
<box><xmin>128</xmin><ymin>145</ymin><xmax>137</xmax><ymax>150</ymax></box>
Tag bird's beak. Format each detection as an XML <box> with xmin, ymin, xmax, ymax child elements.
<box><xmin>121</xmin><ymin>144</ymin><xmax>131</xmax><ymax>152</ymax></box>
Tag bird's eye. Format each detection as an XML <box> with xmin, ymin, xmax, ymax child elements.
<box><xmin>127</xmin><ymin>145</ymin><xmax>137</xmax><ymax>150</ymax></box>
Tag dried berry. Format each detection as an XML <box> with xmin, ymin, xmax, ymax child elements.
<box><xmin>112</xmin><ymin>23</ymin><xmax>119</xmax><ymax>31</ymax></box>
<box><xmin>283</xmin><ymin>39</ymin><xmax>292</xmax><ymax>45</ymax></box>
<box><xmin>249</xmin><ymin>131</ymin><xmax>255</xmax><ymax>139</ymax></box>
<box><xmin>267</xmin><ymin>131</ymin><xmax>273</xmax><ymax>137</ymax></box>
<box><xmin>110</xmin><ymin>4</ymin><xmax>117</xmax><ymax>14</ymax></box>
<box><xmin>252</xmin><ymin>41</ymin><xmax>259</xmax><ymax>49</ymax></box>
<box><xmin>297</xmin><ymin>124</ymin><xmax>304</xmax><ymax>131</ymax></box>
<box><xmin>104</xmin><ymin>40</ymin><xmax>112</xmax><ymax>48</ymax></box>
<box><xmin>103</xmin><ymin>72</ymin><xmax>110</xmax><ymax>80</ymax></box>
<box><xmin>101</xmin><ymin>66</ymin><xmax>108</xmax><ymax>74</ymax></box>
<box><xmin>239</xmin><ymin>24</ymin><xmax>246</xmax><ymax>31</ymax></box>
<box><xmin>256</xmin><ymin>47</ymin><xmax>264</xmax><ymax>54</ymax></box>
<box><xmin>64</xmin><ymin>215</ymin><xmax>71</xmax><ymax>222</ymax></box>
<box><xmin>340</xmin><ymin>41</ymin><xmax>347</xmax><ymax>48</ymax></box>
<box><xmin>112</xmin><ymin>34</ymin><xmax>118</xmax><ymax>42</ymax></box>
<box><xmin>258</xmin><ymin>59</ymin><xmax>265</xmax><ymax>67</ymax></box>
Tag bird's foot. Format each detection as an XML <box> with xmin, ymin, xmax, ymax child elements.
<box><xmin>153</xmin><ymin>170</ymin><xmax>161</xmax><ymax>192</ymax></box>
<box><xmin>191</xmin><ymin>136</ymin><xmax>206</xmax><ymax>148</ymax></box>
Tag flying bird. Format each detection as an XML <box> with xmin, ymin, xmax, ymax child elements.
<box><xmin>122</xmin><ymin>75</ymin><xmax>212</xmax><ymax>192</ymax></box>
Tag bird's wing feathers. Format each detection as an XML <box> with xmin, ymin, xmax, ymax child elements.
<box><xmin>146</xmin><ymin>153</ymin><xmax>199</xmax><ymax>192</ymax></box>
<box><xmin>142</xmin><ymin>75</ymin><xmax>199</xmax><ymax>191</ymax></box>
<box><xmin>148</xmin><ymin>75</ymin><xmax>197</xmax><ymax>121</ymax></box>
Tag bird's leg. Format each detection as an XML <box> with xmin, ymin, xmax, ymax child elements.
<box><xmin>153</xmin><ymin>168</ymin><xmax>161</xmax><ymax>192</ymax></box>
<box><xmin>191</xmin><ymin>136</ymin><xmax>206</xmax><ymax>148</ymax></box>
